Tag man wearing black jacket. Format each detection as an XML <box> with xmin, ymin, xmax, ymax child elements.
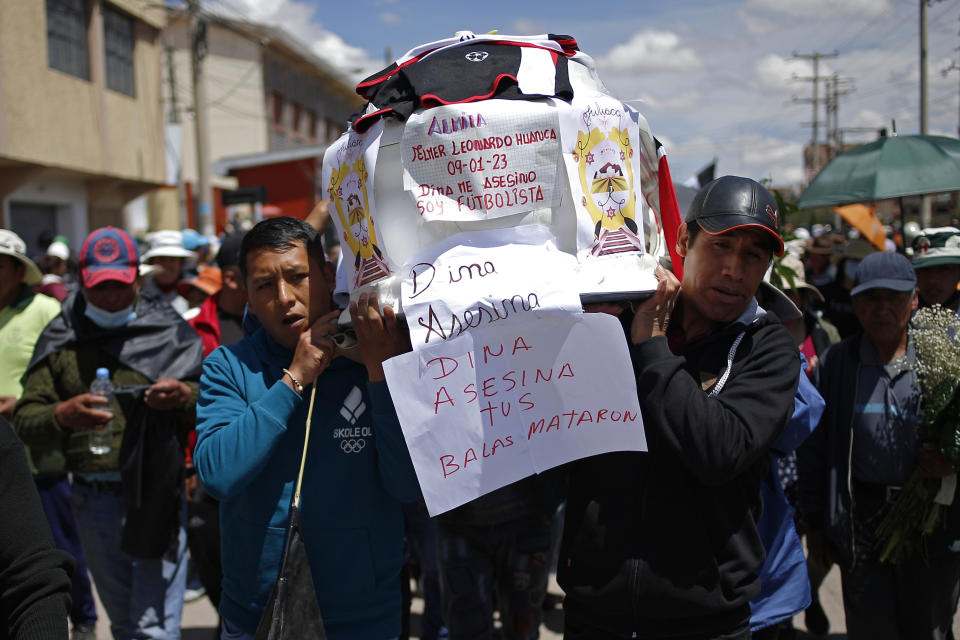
<box><xmin>559</xmin><ymin>176</ymin><xmax>800</xmax><ymax>640</ymax></box>
<box><xmin>14</xmin><ymin>227</ymin><xmax>202</xmax><ymax>640</ymax></box>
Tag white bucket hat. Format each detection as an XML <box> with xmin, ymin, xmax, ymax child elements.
<box><xmin>141</xmin><ymin>230</ymin><xmax>196</xmax><ymax>262</ymax></box>
<box><xmin>0</xmin><ymin>229</ymin><xmax>42</xmax><ymax>285</ymax></box>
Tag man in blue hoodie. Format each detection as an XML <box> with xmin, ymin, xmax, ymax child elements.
<box><xmin>194</xmin><ymin>217</ymin><xmax>421</xmax><ymax>640</ymax></box>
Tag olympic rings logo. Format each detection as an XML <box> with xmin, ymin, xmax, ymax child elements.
<box><xmin>340</xmin><ymin>438</ymin><xmax>367</xmax><ymax>454</ymax></box>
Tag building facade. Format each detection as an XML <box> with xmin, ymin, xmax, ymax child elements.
<box><xmin>0</xmin><ymin>0</ymin><xmax>166</xmax><ymax>256</ymax></box>
<box><xmin>159</xmin><ymin>14</ymin><xmax>363</xmax><ymax>231</ymax></box>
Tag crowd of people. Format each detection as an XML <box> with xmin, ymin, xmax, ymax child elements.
<box><xmin>1</xmin><ymin>176</ymin><xmax>959</xmax><ymax>640</ymax></box>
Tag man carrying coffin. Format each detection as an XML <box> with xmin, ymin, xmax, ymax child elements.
<box><xmin>194</xmin><ymin>217</ymin><xmax>420</xmax><ymax>640</ymax></box>
<box><xmin>560</xmin><ymin>176</ymin><xmax>801</xmax><ymax>640</ymax></box>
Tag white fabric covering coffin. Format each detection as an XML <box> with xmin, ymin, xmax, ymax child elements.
<box><xmin>322</xmin><ymin>35</ymin><xmax>669</xmax><ymax>313</ymax></box>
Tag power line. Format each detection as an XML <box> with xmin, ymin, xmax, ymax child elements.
<box><xmin>792</xmin><ymin>51</ymin><xmax>838</xmax><ymax>181</ymax></box>
<box><xmin>930</xmin><ymin>91</ymin><xmax>958</xmax><ymax>105</ymax></box>
<box><xmin>208</xmin><ymin>62</ymin><xmax>260</xmax><ymax>106</ymax></box>
<box><xmin>832</xmin><ymin>6</ymin><xmax>897</xmax><ymax>54</ymax></box>
<box><xmin>798</xmin><ymin>6</ymin><xmax>886</xmax><ymax>59</ymax></box>
<box><xmin>208</xmin><ymin>101</ymin><xmax>266</xmax><ymax>120</ymax></box>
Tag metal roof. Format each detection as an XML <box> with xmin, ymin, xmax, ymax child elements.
<box><xmin>212</xmin><ymin>144</ymin><xmax>330</xmax><ymax>174</ymax></box>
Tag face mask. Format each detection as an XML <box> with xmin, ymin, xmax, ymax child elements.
<box><xmin>84</xmin><ymin>301</ymin><xmax>137</xmax><ymax>328</ymax></box>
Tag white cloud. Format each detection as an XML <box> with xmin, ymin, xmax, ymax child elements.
<box><xmin>850</xmin><ymin>108</ymin><xmax>888</xmax><ymax>128</ymax></box>
<box><xmin>657</xmin><ymin>134</ymin><xmax>677</xmax><ymax>155</ymax></box>
<box><xmin>665</xmin><ymin>132</ymin><xmax>806</xmax><ymax>187</ymax></box>
<box><xmin>737</xmin><ymin>134</ymin><xmax>806</xmax><ymax>186</ymax></box>
<box><xmin>632</xmin><ymin>90</ymin><xmax>703</xmax><ymax>111</ymax></box>
<box><xmin>744</xmin><ymin>0</ymin><xmax>893</xmax><ymax>19</ymax></box>
<box><xmin>737</xmin><ymin>9</ymin><xmax>778</xmax><ymax>34</ymax></box>
<box><xmin>753</xmin><ymin>54</ymin><xmax>826</xmax><ymax>93</ymax></box>
<box><xmin>379</xmin><ymin>12</ymin><xmax>401</xmax><ymax>24</ymax></box>
<box><xmin>929</xmin><ymin>123</ymin><xmax>959</xmax><ymax>138</ymax></box>
<box><xmin>595</xmin><ymin>30</ymin><xmax>703</xmax><ymax>74</ymax></box>
<box><xmin>509</xmin><ymin>18</ymin><xmax>547</xmax><ymax>35</ymax></box>
<box><xmin>210</xmin><ymin>0</ymin><xmax>380</xmax><ymax>77</ymax></box>
<box><xmin>741</xmin><ymin>135</ymin><xmax>804</xmax><ymax>167</ymax></box>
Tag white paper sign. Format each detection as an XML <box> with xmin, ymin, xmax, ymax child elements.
<box><xmin>383</xmin><ymin>312</ymin><xmax>646</xmax><ymax>516</ymax></box>
<box><xmin>322</xmin><ymin>121</ymin><xmax>395</xmax><ymax>288</ymax></box>
<box><xmin>400</xmin><ymin>226</ymin><xmax>583</xmax><ymax>350</ymax></box>
<box><xmin>556</xmin><ymin>94</ymin><xmax>647</xmax><ymax>258</ymax></box>
<box><xmin>401</xmin><ymin>100</ymin><xmax>563</xmax><ymax>221</ymax></box>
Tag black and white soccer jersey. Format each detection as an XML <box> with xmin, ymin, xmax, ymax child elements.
<box><xmin>352</xmin><ymin>34</ymin><xmax>580</xmax><ymax>133</ymax></box>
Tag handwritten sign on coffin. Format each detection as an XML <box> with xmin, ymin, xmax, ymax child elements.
<box><xmin>401</xmin><ymin>100</ymin><xmax>563</xmax><ymax>221</ymax></box>
<box><xmin>383</xmin><ymin>312</ymin><xmax>646</xmax><ymax>516</ymax></box>
<box><xmin>399</xmin><ymin>225</ymin><xmax>583</xmax><ymax>350</ymax></box>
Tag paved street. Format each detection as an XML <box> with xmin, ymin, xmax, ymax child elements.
<box><xmin>92</xmin><ymin>564</ymin><xmax>846</xmax><ymax>640</ymax></box>
<box><xmin>91</xmin><ymin>562</ymin><xmax>960</xmax><ymax>639</ymax></box>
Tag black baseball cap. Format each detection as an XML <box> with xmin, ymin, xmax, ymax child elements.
<box><xmin>851</xmin><ymin>251</ymin><xmax>917</xmax><ymax>297</ymax></box>
<box><xmin>685</xmin><ymin>175</ymin><xmax>784</xmax><ymax>256</ymax></box>
<box><xmin>216</xmin><ymin>232</ymin><xmax>245</xmax><ymax>270</ymax></box>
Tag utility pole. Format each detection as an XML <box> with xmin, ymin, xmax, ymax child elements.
<box><xmin>919</xmin><ymin>0</ymin><xmax>934</xmax><ymax>226</ymax></box>
<box><xmin>920</xmin><ymin>0</ymin><xmax>929</xmax><ymax>136</ymax></box>
<box><xmin>188</xmin><ymin>0</ymin><xmax>214</xmax><ymax>236</ymax></box>
<box><xmin>166</xmin><ymin>45</ymin><xmax>179</xmax><ymax>124</ymax></box>
<box><xmin>793</xmin><ymin>51</ymin><xmax>838</xmax><ymax>182</ymax></box>
<box><xmin>944</xmin><ymin>59</ymin><xmax>960</xmax><ymax>138</ymax></box>
<box><xmin>825</xmin><ymin>74</ymin><xmax>855</xmax><ymax>158</ymax></box>
<box><xmin>951</xmin><ymin>14</ymin><xmax>960</xmax><ymax>138</ymax></box>
<box><xmin>165</xmin><ymin>42</ymin><xmax>188</xmax><ymax>230</ymax></box>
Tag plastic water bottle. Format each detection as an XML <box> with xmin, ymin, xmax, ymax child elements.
<box><xmin>88</xmin><ymin>368</ymin><xmax>114</xmax><ymax>455</ymax></box>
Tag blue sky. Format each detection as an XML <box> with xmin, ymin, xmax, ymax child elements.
<box><xmin>210</xmin><ymin>0</ymin><xmax>960</xmax><ymax>187</ymax></box>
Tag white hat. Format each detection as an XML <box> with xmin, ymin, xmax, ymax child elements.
<box><xmin>0</xmin><ymin>229</ymin><xmax>42</xmax><ymax>285</ymax></box>
<box><xmin>911</xmin><ymin>226</ymin><xmax>960</xmax><ymax>269</ymax></box>
<box><xmin>141</xmin><ymin>230</ymin><xmax>196</xmax><ymax>262</ymax></box>
<box><xmin>138</xmin><ymin>263</ymin><xmax>162</xmax><ymax>277</ymax></box>
<box><xmin>46</xmin><ymin>240</ymin><xmax>70</xmax><ymax>261</ymax></box>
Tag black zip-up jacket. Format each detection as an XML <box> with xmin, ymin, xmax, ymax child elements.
<box><xmin>559</xmin><ymin>304</ymin><xmax>799</xmax><ymax>639</ymax></box>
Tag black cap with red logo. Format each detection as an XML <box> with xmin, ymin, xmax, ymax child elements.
<box><xmin>684</xmin><ymin>175</ymin><xmax>784</xmax><ymax>256</ymax></box>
